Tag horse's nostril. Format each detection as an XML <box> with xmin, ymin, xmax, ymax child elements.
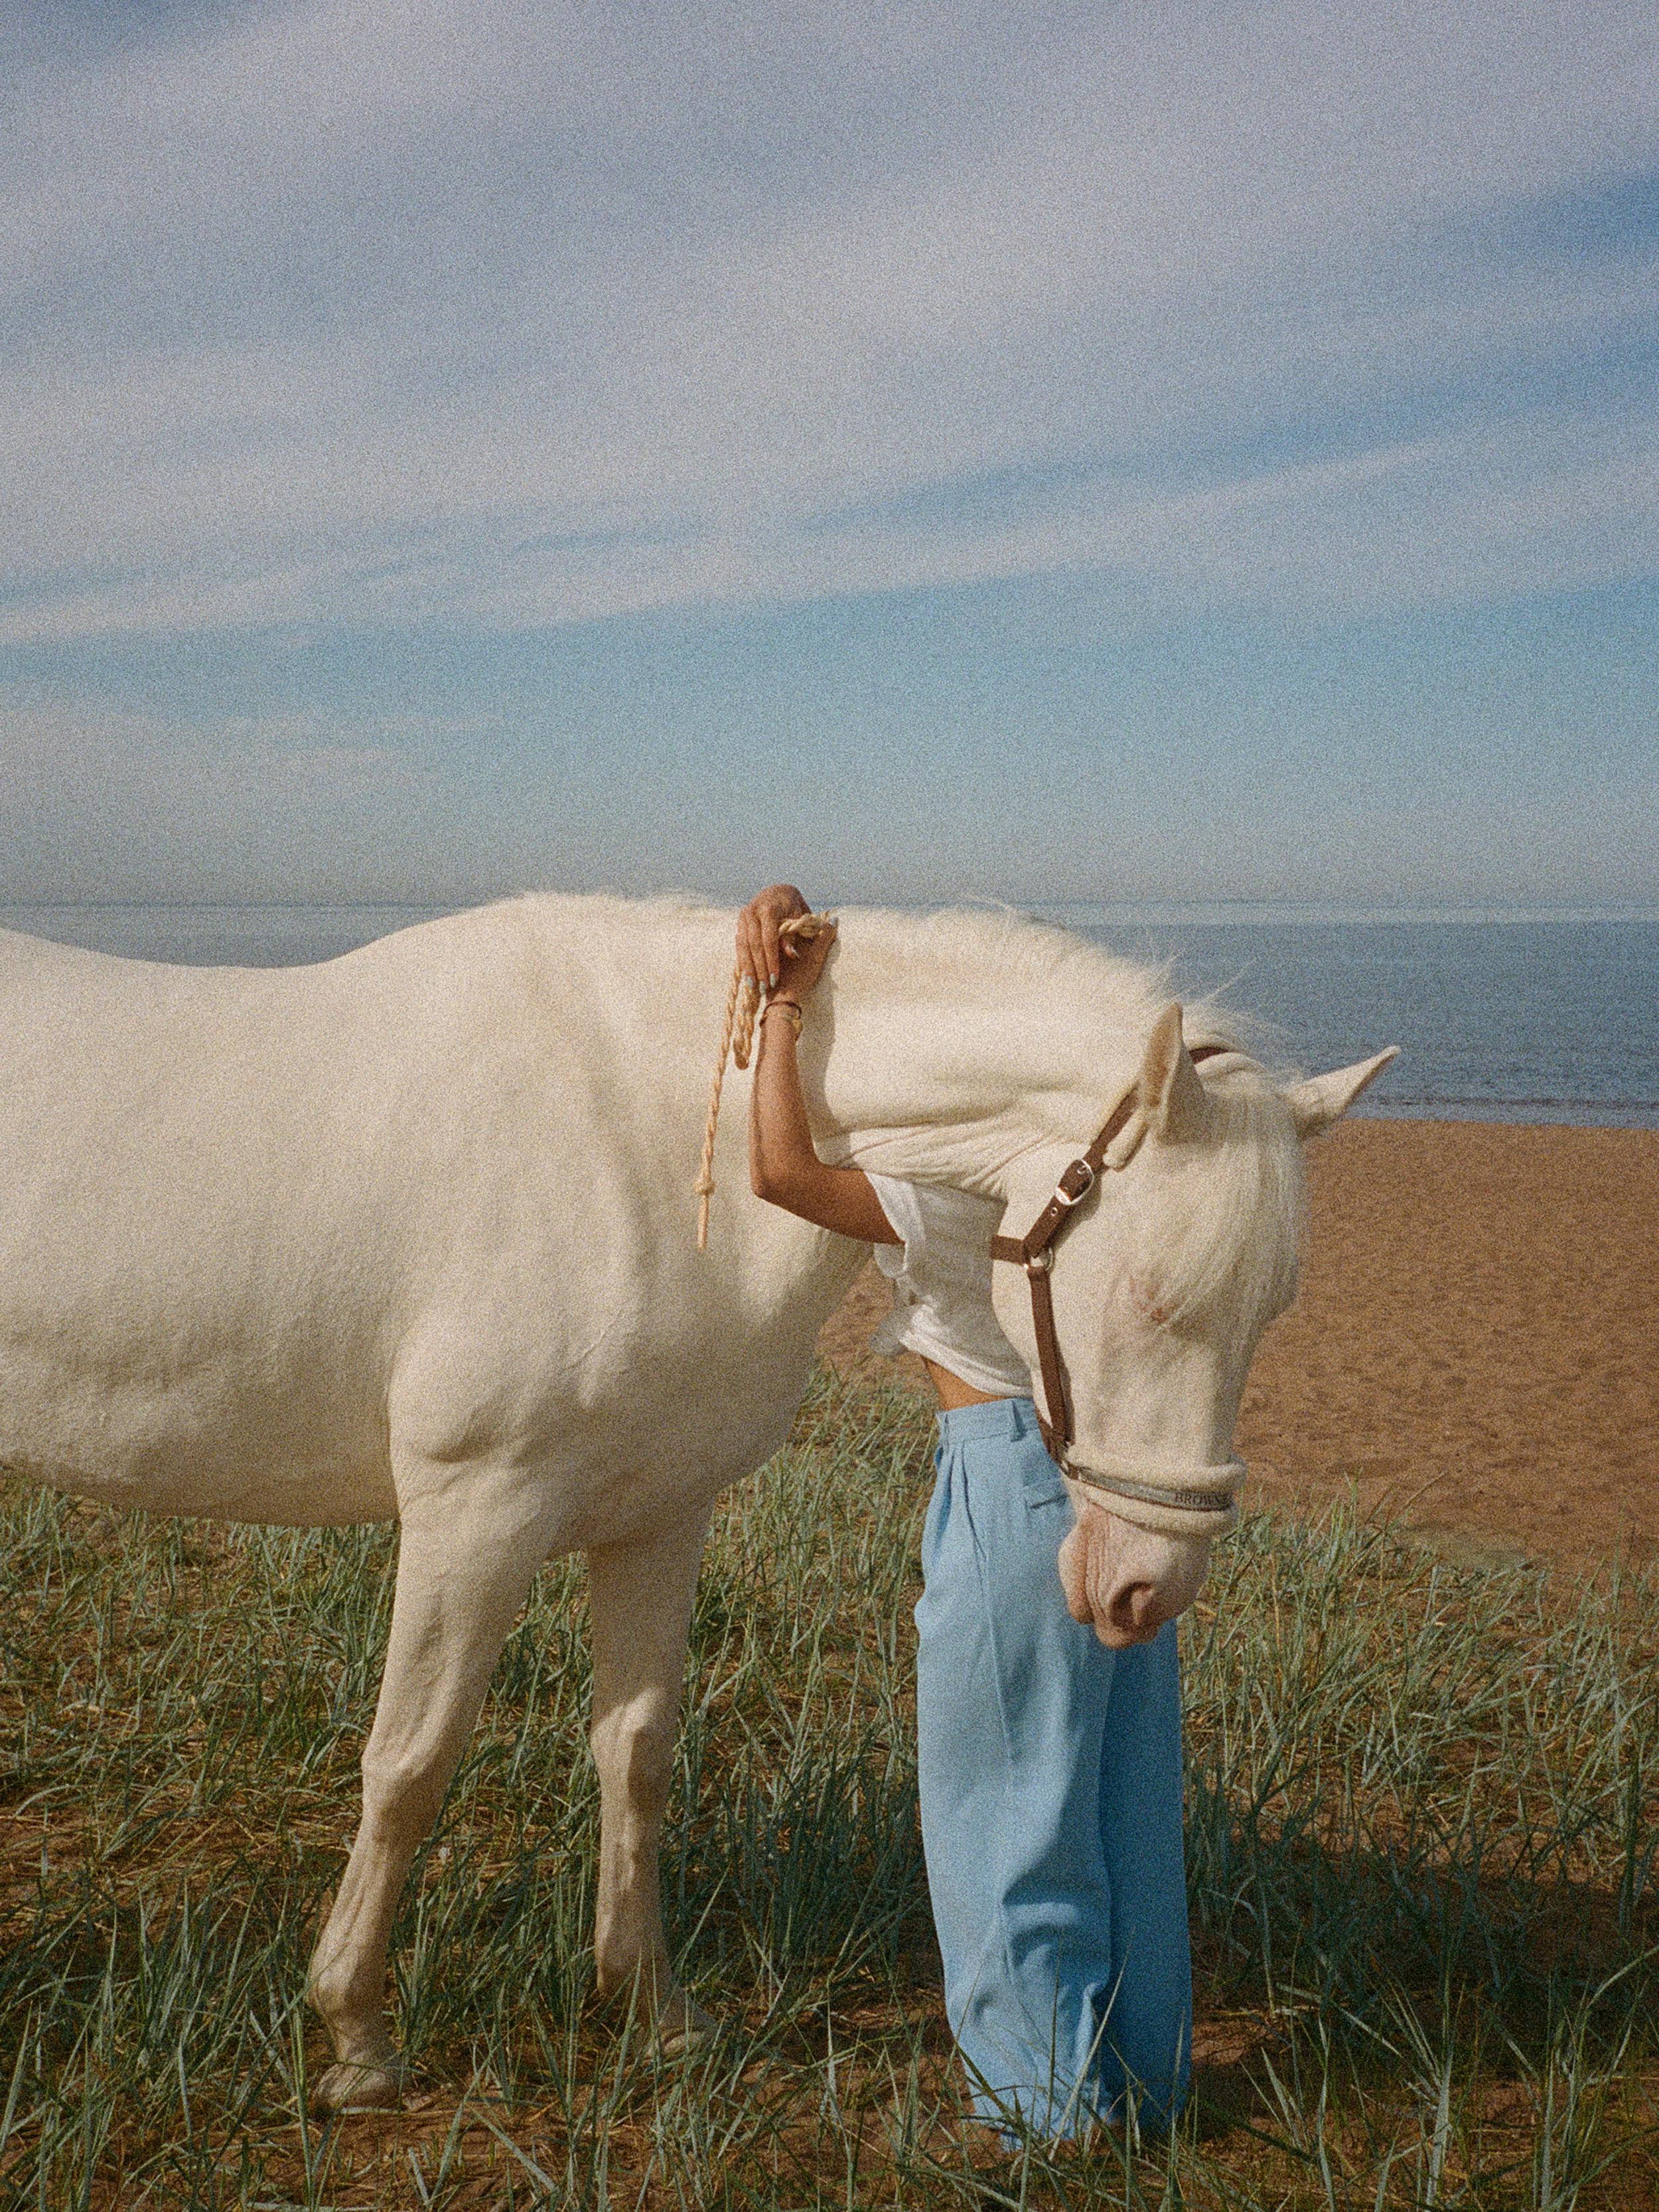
<box><xmin>1116</xmin><ymin>1584</ymin><xmax>1161</xmax><ymax>1633</ymax></box>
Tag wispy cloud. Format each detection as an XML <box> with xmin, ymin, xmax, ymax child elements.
<box><xmin>4</xmin><ymin>0</ymin><xmax>1655</xmax><ymax>644</ymax></box>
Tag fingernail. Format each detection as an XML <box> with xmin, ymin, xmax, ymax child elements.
<box><xmin>768</xmin><ymin>973</ymin><xmax>778</xmax><ymax>990</ymax></box>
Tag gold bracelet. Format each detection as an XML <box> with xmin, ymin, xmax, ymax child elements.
<box><xmin>760</xmin><ymin>997</ymin><xmax>802</xmax><ymax>1037</ymax></box>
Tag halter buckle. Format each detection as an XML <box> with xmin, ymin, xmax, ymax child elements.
<box><xmin>1052</xmin><ymin>1159</ymin><xmax>1096</xmax><ymax>1209</ymax></box>
<box><xmin>1023</xmin><ymin>1245</ymin><xmax>1053</xmax><ymax>1277</ymax></box>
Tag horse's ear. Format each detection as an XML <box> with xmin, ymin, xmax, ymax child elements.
<box><xmin>1141</xmin><ymin>1001</ymin><xmax>1208</xmax><ymax>1145</ymax></box>
<box><xmin>1284</xmin><ymin>1048</ymin><xmax>1399</xmax><ymax>1138</ymax></box>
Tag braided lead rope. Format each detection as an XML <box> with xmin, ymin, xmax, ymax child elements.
<box><xmin>695</xmin><ymin>911</ymin><xmax>831</xmax><ymax>1248</ymax></box>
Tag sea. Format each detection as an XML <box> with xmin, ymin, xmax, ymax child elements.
<box><xmin>3</xmin><ymin>899</ymin><xmax>1656</xmax><ymax>1130</ymax></box>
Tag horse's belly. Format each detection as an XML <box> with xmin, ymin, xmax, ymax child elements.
<box><xmin>0</xmin><ymin>1344</ymin><xmax>397</xmax><ymax>1527</ymax></box>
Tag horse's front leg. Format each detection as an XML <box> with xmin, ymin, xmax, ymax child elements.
<box><xmin>587</xmin><ymin>1501</ymin><xmax>713</xmax><ymax>2049</ymax></box>
<box><xmin>305</xmin><ymin>1466</ymin><xmax>553</xmax><ymax>2112</ymax></box>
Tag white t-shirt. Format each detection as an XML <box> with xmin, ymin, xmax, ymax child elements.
<box><xmin>864</xmin><ymin>1173</ymin><xmax>1031</xmax><ymax>1398</ymax></box>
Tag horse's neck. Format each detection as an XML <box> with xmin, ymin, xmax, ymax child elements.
<box><xmin>804</xmin><ymin>915</ymin><xmax>1156</xmax><ymax>1198</ymax></box>
<box><xmin>518</xmin><ymin>893</ymin><xmax>1159</xmax><ymax>1198</ymax></box>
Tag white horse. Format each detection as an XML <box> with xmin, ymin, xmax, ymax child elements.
<box><xmin>0</xmin><ymin>895</ymin><xmax>1392</xmax><ymax>2109</ymax></box>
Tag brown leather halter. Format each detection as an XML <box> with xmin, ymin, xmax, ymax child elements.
<box><xmin>989</xmin><ymin>1043</ymin><xmax>1242</xmax><ymax>1515</ymax></box>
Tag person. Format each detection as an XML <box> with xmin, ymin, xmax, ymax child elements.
<box><xmin>736</xmin><ymin>885</ymin><xmax>1195</xmax><ymax>2142</ymax></box>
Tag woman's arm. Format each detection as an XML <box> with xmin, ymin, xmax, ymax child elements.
<box><xmin>740</xmin><ymin>889</ymin><xmax>900</xmax><ymax>1246</ymax></box>
<box><xmin>750</xmin><ymin>995</ymin><xmax>899</xmax><ymax>1242</ymax></box>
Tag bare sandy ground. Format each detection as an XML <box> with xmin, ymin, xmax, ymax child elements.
<box><xmin>816</xmin><ymin>1120</ymin><xmax>1659</xmax><ymax>1572</ymax></box>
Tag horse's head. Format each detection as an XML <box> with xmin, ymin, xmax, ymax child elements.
<box><xmin>991</xmin><ymin>1002</ymin><xmax>1396</xmax><ymax>1645</ymax></box>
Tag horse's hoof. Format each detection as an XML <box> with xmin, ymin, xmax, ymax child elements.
<box><xmin>654</xmin><ymin>1994</ymin><xmax>719</xmax><ymax>2058</ymax></box>
<box><xmin>310</xmin><ymin>2057</ymin><xmax>407</xmax><ymax>2114</ymax></box>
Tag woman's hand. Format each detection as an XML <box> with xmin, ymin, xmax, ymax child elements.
<box><xmin>737</xmin><ymin>886</ymin><xmax>837</xmax><ymax>1001</ymax></box>
<box><xmin>737</xmin><ymin>886</ymin><xmax>810</xmax><ymax>994</ymax></box>
<box><xmin>774</xmin><ymin>918</ymin><xmax>837</xmax><ymax>1001</ymax></box>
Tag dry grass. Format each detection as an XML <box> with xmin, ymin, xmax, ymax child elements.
<box><xmin>2</xmin><ymin>1370</ymin><xmax>1656</xmax><ymax>2207</ymax></box>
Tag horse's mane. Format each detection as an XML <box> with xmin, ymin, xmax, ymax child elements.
<box><xmin>825</xmin><ymin>899</ymin><xmax>1285</xmax><ymax>1055</ymax></box>
<box><xmin>1107</xmin><ymin>1077</ymin><xmax>1307</xmax><ymax>1329</ymax></box>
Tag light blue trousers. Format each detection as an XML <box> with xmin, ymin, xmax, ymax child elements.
<box><xmin>916</xmin><ymin>1396</ymin><xmax>1192</xmax><ymax>2137</ymax></box>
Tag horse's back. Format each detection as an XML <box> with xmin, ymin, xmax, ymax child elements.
<box><xmin>0</xmin><ymin>914</ymin><xmax>549</xmax><ymax>1522</ymax></box>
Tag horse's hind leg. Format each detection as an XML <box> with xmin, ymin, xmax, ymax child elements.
<box><xmin>305</xmin><ymin>1473</ymin><xmax>552</xmax><ymax>2113</ymax></box>
<box><xmin>587</xmin><ymin>1501</ymin><xmax>713</xmax><ymax>2048</ymax></box>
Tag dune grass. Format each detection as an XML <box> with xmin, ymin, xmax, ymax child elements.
<box><xmin>1</xmin><ymin>1368</ymin><xmax>1656</xmax><ymax>2208</ymax></box>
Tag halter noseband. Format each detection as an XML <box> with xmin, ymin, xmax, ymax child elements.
<box><xmin>989</xmin><ymin>1044</ymin><xmax>1244</xmax><ymax>1523</ymax></box>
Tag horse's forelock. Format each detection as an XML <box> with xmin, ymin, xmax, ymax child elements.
<box><xmin>1112</xmin><ymin>1072</ymin><xmax>1306</xmax><ymax>1331</ymax></box>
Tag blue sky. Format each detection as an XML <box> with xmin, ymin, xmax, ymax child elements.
<box><xmin>2</xmin><ymin>0</ymin><xmax>1656</xmax><ymax>906</ymax></box>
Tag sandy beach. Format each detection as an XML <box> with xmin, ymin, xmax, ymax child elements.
<box><xmin>818</xmin><ymin>1119</ymin><xmax>1659</xmax><ymax>1571</ymax></box>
